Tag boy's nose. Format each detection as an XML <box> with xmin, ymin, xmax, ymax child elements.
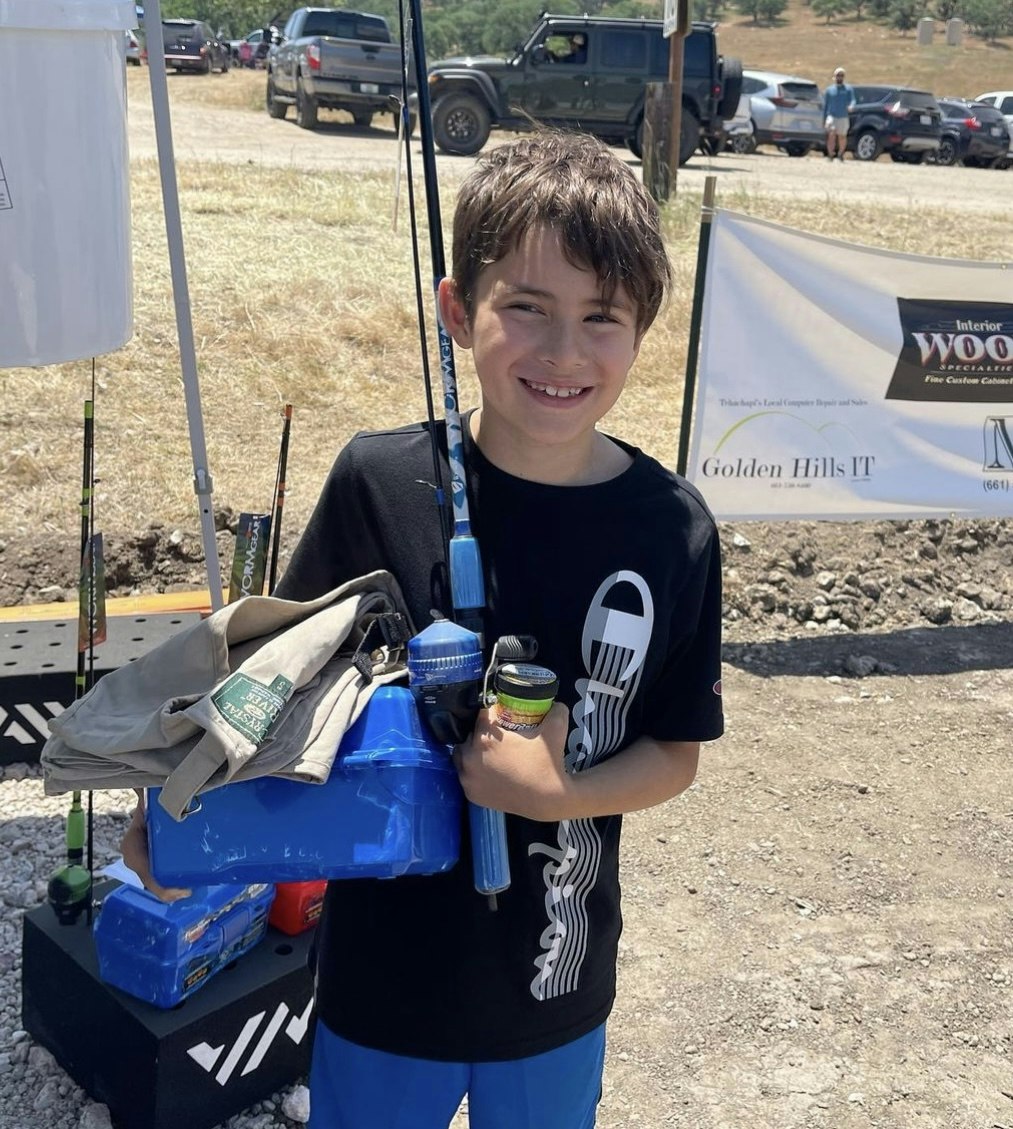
<box><xmin>542</xmin><ymin>323</ymin><xmax>587</xmax><ymax>369</ymax></box>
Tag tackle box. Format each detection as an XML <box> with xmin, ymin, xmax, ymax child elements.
<box><xmin>93</xmin><ymin>880</ymin><xmax>275</xmax><ymax>1009</ymax></box>
<box><xmin>147</xmin><ymin>685</ymin><xmax>462</xmax><ymax>887</ymax></box>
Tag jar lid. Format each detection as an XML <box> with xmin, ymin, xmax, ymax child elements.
<box><xmin>494</xmin><ymin>663</ymin><xmax>558</xmax><ymax>701</ymax></box>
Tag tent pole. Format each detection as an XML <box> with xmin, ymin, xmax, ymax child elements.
<box><xmin>141</xmin><ymin>0</ymin><xmax>224</xmax><ymax>611</ymax></box>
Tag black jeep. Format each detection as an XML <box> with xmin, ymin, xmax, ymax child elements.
<box><xmin>424</xmin><ymin>15</ymin><xmax>742</xmax><ymax>165</ymax></box>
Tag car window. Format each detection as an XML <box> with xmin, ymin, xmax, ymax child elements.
<box><xmin>1000</xmin><ymin>95</ymin><xmax>1013</xmax><ymax>114</ymax></box>
<box><xmin>162</xmin><ymin>21</ymin><xmax>198</xmax><ymax>45</ymax></box>
<box><xmin>740</xmin><ymin>76</ymin><xmax>768</xmax><ymax>95</ymax></box>
<box><xmin>897</xmin><ymin>91</ymin><xmax>938</xmax><ymax>111</ymax></box>
<box><xmin>600</xmin><ymin>30</ymin><xmax>646</xmax><ymax>71</ymax></box>
<box><xmin>782</xmin><ymin>82</ymin><xmax>820</xmax><ymax>101</ymax></box>
<box><xmin>301</xmin><ymin>11</ymin><xmax>390</xmax><ymax>41</ymax></box>
<box><xmin>852</xmin><ymin>86</ymin><xmax>892</xmax><ymax>104</ymax></box>
<box><xmin>682</xmin><ymin>33</ymin><xmax>712</xmax><ymax>77</ymax></box>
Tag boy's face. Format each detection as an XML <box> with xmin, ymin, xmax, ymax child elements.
<box><xmin>439</xmin><ymin>228</ymin><xmax>643</xmax><ymax>477</ymax></box>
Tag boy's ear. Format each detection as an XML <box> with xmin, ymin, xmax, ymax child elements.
<box><xmin>437</xmin><ymin>278</ymin><xmax>472</xmax><ymax>348</ymax></box>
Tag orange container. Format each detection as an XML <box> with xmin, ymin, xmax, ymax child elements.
<box><xmin>268</xmin><ymin>880</ymin><xmax>327</xmax><ymax>936</ymax></box>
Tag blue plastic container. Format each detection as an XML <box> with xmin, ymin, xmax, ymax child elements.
<box><xmin>93</xmin><ymin>880</ymin><xmax>275</xmax><ymax>1008</ymax></box>
<box><xmin>147</xmin><ymin>685</ymin><xmax>462</xmax><ymax>887</ymax></box>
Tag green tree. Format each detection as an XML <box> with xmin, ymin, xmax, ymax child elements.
<box><xmin>812</xmin><ymin>0</ymin><xmax>845</xmax><ymax>21</ymax></box>
<box><xmin>694</xmin><ymin>0</ymin><xmax>728</xmax><ymax>16</ymax></box>
<box><xmin>736</xmin><ymin>0</ymin><xmax>787</xmax><ymax>19</ymax></box>
<box><xmin>960</xmin><ymin>0</ymin><xmax>1013</xmax><ymax>38</ymax></box>
<box><xmin>889</xmin><ymin>0</ymin><xmax>921</xmax><ymax>32</ymax></box>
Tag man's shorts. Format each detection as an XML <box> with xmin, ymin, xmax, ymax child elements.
<box><xmin>825</xmin><ymin>115</ymin><xmax>849</xmax><ymax>138</ymax></box>
<box><xmin>307</xmin><ymin>1019</ymin><xmax>607</xmax><ymax>1129</ymax></box>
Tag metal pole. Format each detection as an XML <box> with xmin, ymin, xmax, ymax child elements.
<box><xmin>142</xmin><ymin>0</ymin><xmax>224</xmax><ymax>610</ymax></box>
<box><xmin>677</xmin><ymin>175</ymin><xmax>717</xmax><ymax>476</ymax></box>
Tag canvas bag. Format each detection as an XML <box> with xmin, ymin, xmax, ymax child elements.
<box><xmin>42</xmin><ymin>570</ymin><xmax>414</xmax><ymax>820</ymax></box>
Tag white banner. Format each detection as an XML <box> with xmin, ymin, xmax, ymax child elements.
<box><xmin>685</xmin><ymin>210</ymin><xmax>1013</xmax><ymax>520</ymax></box>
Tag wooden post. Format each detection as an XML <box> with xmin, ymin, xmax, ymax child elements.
<box><xmin>642</xmin><ymin>85</ymin><xmax>674</xmax><ymax>202</ymax></box>
<box><xmin>645</xmin><ymin>0</ymin><xmax>690</xmax><ymax>203</ymax></box>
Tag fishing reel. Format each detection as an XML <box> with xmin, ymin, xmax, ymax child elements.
<box><xmin>47</xmin><ymin>794</ymin><xmax>93</xmax><ymax>926</ymax></box>
<box><xmin>406</xmin><ymin>616</ymin><xmax>539</xmax><ymax>746</ymax></box>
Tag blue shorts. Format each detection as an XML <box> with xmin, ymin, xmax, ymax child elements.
<box><xmin>307</xmin><ymin>1019</ymin><xmax>606</xmax><ymax>1129</ymax></box>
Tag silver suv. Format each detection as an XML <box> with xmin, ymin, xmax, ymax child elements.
<box><xmin>741</xmin><ymin>69</ymin><xmax>823</xmax><ymax>156</ymax></box>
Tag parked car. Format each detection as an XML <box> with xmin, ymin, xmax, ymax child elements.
<box><xmin>932</xmin><ymin>97</ymin><xmax>1010</xmax><ymax>167</ymax></box>
<box><xmin>124</xmin><ymin>29</ymin><xmax>142</xmax><ymax>65</ymax></box>
<box><xmin>740</xmin><ymin>69</ymin><xmax>823</xmax><ymax>156</ymax></box>
<box><xmin>231</xmin><ymin>28</ymin><xmax>273</xmax><ymax>67</ymax></box>
<box><xmin>723</xmin><ymin>94</ymin><xmax>756</xmax><ymax>153</ymax></box>
<box><xmin>846</xmin><ymin>85</ymin><xmax>941</xmax><ymax>162</ymax></box>
<box><xmin>161</xmin><ymin>19</ymin><xmax>231</xmax><ymax>74</ymax></box>
<box><xmin>974</xmin><ymin>90</ymin><xmax>1013</xmax><ymax>164</ymax></box>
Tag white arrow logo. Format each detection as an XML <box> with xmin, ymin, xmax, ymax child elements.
<box><xmin>187</xmin><ymin>996</ymin><xmax>314</xmax><ymax>1086</ymax></box>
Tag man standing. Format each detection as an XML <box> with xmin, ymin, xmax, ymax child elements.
<box><xmin>822</xmin><ymin>66</ymin><xmax>856</xmax><ymax>160</ymax></box>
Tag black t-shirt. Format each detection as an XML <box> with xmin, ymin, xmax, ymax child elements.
<box><xmin>274</xmin><ymin>418</ymin><xmax>724</xmax><ymax>1061</ymax></box>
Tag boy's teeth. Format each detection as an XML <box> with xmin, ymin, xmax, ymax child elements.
<box><xmin>526</xmin><ymin>380</ymin><xmax>582</xmax><ymax>398</ymax></box>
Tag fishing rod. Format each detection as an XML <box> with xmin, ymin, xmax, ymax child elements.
<box><xmin>48</xmin><ymin>399</ymin><xmax>96</xmax><ymax>925</ymax></box>
<box><xmin>267</xmin><ymin>403</ymin><xmax>293</xmax><ymax>596</ymax></box>
<box><xmin>398</xmin><ymin>1</ymin><xmax>546</xmax><ymax>912</ymax></box>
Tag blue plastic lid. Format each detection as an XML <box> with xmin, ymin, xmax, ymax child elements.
<box><xmin>406</xmin><ymin>617</ymin><xmax>483</xmax><ymax>685</ymax></box>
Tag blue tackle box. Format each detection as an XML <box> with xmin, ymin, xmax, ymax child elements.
<box><xmin>93</xmin><ymin>880</ymin><xmax>275</xmax><ymax>1008</ymax></box>
<box><xmin>147</xmin><ymin>685</ymin><xmax>462</xmax><ymax>887</ymax></box>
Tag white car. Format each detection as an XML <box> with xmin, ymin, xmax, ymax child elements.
<box><xmin>724</xmin><ymin>94</ymin><xmax>756</xmax><ymax>153</ymax></box>
<box><xmin>974</xmin><ymin>90</ymin><xmax>1013</xmax><ymax>158</ymax></box>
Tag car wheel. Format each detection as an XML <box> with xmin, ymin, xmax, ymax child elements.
<box><xmin>432</xmin><ymin>92</ymin><xmax>491</xmax><ymax>155</ymax></box>
<box><xmin>853</xmin><ymin>130</ymin><xmax>881</xmax><ymax>162</ymax></box>
<box><xmin>784</xmin><ymin>142</ymin><xmax>809</xmax><ymax>158</ymax></box>
<box><xmin>699</xmin><ymin>133</ymin><xmax>722</xmax><ymax>157</ymax></box>
<box><xmin>266</xmin><ymin>76</ymin><xmax>288</xmax><ymax>120</ymax></box>
<box><xmin>296</xmin><ymin>77</ymin><xmax>318</xmax><ymax>130</ymax></box>
<box><xmin>731</xmin><ymin>133</ymin><xmax>756</xmax><ymax>154</ymax></box>
<box><xmin>221</xmin><ymin>55</ymin><xmax>230</xmax><ymax>73</ymax></box>
<box><xmin>202</xmin><ymin>55</ymin><xmax>212</xmax><ymax>75</ymax></box>
<box><xmin>627</xmin><ymin>118</ymin><xmax>644</xmax><ymax>160</ymax></box>
<box><xmin>935</xmin><ymin>136</ymin><xmax>958</xmax><ymax>166</ymax></box>
<box><xmin>679</xmin><ymin>107</ymin><xmax>700</xmax><ymax>166</ymax></box>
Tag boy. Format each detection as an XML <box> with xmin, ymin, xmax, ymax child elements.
<box><xmin>126</xmin><ymin>132</ymin><xmax>724</xmax><ymax>1127</ymax></box>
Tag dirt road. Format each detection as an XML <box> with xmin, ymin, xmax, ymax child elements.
<box><xmin>125</xmin><ymin>77</ymin><xmax>1010</xmax><ymax>215</ymax></box>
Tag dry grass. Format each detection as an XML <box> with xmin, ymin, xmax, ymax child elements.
<box><xmin>718</xmin><ymin>0</ymin><xmax>1012</xmax><ymax>95</ymax></box>
<box><xmin>2</xmin><ymin>9</ymin><xmax>1011</xmax><ymax>563</ymax></box>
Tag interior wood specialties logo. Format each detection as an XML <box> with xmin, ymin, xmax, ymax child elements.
<box><xmin>886</xmin><ymin>299</ymin><xmax>1013</xmax><ymax>402</ymax></box>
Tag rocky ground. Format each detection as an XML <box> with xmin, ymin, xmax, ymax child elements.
<box><xmin>3</xmin><ymin>515</ymin><xmax>1012</xmax><ymax>1128</ymax></box>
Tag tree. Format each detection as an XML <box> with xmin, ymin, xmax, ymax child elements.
<box><xmin>812</xmin><ymin>0</ymin><xmax>845</xmax><ymax>21</ymax></box>
<box><xmin>889</xmin><ymin>0</ymin><xmax>921</xmax><ymax>32</ymax></box>
<box><xmin>735</xmin><ymin>0</ymin><xmax>787</xmax><ymax>19</ymax></box>
<box><xmin>960</xmin><ymin>0</ymin><xmax>1013</xmax><ymax>38</ymax></box>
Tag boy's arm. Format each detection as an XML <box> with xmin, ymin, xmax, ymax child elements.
<box><xmin>454</xmin><ymin>703</ymin><xmax>700</xmax><ymax>821</ymax></box>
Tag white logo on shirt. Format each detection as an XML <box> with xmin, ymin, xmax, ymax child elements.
<box><xmin>529</xmin><ymin>571</ymin><xmax>654</xmax><ymax>1001</ymax></box>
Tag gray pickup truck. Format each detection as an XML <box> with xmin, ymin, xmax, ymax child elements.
<box><xmin>265</xmin><ymin>6</ymin><xmax>409</xmax><ymax>131</ymax></box>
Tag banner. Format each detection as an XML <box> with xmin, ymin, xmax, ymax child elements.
<box><xmin>685</xmin><ymin>210</ymin><xmax>1013</xmax><ymax>520</ymax></box>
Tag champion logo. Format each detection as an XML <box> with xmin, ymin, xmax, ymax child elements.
<box><xmin>186</xmin><ymin>997</ymin><xmax>314</xmax><ymax>1086</ymax></box>
<box><xmin>0</xmin><ymin>701</ymin><xmax>65</xmax><ymax>746</ymax></box>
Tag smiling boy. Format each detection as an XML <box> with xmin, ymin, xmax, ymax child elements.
<box><xmin>124</xmin><ymin>131</ymin><xmax>724</xmax><ymax>1128</ymax></box>
<box><xmin>270</xmin><ymin>132</ymin><xmax>725</xmax><ymax>1128</ymax></box>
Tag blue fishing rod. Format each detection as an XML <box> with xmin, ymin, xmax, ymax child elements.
<box><xmin>396</xmin><ymin>0</ymin><xmax>538</xmax><ymax>910</ymax></box>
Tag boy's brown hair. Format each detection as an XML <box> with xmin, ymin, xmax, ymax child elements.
<box><xmin>450</xmin><ymin>132</ymin><xmax>672</xmax><ymax>335</ymax></box>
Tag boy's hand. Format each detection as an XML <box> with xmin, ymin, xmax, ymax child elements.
<box><xmin>120</xmin><ymin>792</ymin><xmax>192</xmax><ymax>903</ymax></box>
<box><xmin>453</xmin><ymin>702</ymin><xmax>574</xmax><ymax>822</ymax></box>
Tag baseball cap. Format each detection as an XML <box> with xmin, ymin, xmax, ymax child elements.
<box><xmin>834</xmin><ymin>66</ymin><xmax>846</xmax><ymax>75</ymax></box>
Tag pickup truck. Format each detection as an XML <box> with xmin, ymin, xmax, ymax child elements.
<box><xmin>422</xmin><ymin>14</ymin><xmax>742</xmax><ymax>164</ymax></box>
<box><xmin>265</xmin><ymin>7</ymin><xmax>410</xmax><ymax>131</ymax></box>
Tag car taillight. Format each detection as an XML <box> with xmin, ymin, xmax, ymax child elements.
<box><xmin>307</xmin><ymin>44</ymin><xmax>321</xmax><ymax>70</ymax></box>
<box><xmin>770</xmin><ymin>95</ymin><xmax>798</xmax><ymax>108</ymax></box>
<box><xmin>199</xmin><ymin>46</ymin><xmax>207</xmax><ymax>56</ymax></box>
<box><xmin>962</xmin><ymin>116</ymin><xmax>981</xmax><ymax>130</ymax></box>
<box><xmin>886</xmin><ymin>101</ymin><xmax>910</xmax><ymax>118</ymax></box>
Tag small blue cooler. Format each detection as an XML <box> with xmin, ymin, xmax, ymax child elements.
<box><xmin>147</xmin><ymin>685</ymin><xmax>462</xmax><ymax>887</ymax></box>
<box><xmin>93</xmin><ymin>881</ymin><xmax>275</xmax><ymax>1008</ymax></box>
